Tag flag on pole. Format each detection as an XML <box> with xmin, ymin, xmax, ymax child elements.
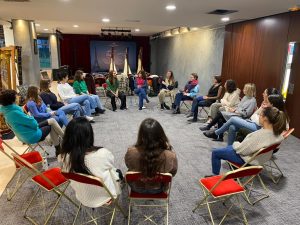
<box><xmin>109</xmin><ymin>47</ymin><xmax>117</xmax><ymax>72</ymax></box>
<box><xmin>137</xmin><ymin>47</ymin><xmax>143</xmax><ymax>72</ymax></box>
<box><xmin>123</xmin><ymin>48</ymin><xmax>132</xmax><ymax>75</ymax></box>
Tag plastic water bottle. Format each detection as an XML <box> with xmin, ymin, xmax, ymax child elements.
<box><xmin>46</xmin><ymin>104</ymin><xmax>51</xmax><ymax>113</ymax></box>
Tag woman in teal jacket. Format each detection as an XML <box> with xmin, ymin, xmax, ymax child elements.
<box><xmin>0</xmin><ymin>90</ymin><xmax>64</xmax><ymax>154</ymax></box>
<box><xmin>73</xmin><ymin>70</ymin><xmax>105</xmax><ymax>115</ymax></box>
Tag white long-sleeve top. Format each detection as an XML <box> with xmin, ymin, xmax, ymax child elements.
<box><xmin>57</xmin><ymin>83</ymin><xmax>77</xmax><ymax>101</ymax></box>
<box><xmin>233</xmin><ymin>129</ymin><xmax>284</xmax><ymax>165</ymax></box>
<box><xmin>220</xmin><ymin>88</ymin><xmax>241</xmax><ymax>109</ymax></box>
<box><xmin>60</xmin><ymin>148</ymin><xmax>120</xmax><ymax>208</ymax></box>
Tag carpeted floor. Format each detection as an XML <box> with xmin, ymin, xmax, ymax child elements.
<box><xmin>0</xmin><ymin>96</ymin><xmax>299</xmax><ymax>224</ymax></box>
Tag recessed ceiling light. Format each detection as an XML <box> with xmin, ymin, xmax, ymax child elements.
<box><xmin>166</xmin><ymin>5</ymin><xmax>176</xmax><ymax>11</ymax></box>
<box><xmin>73</xmin><ymin>25</ymin><xmax>79</xmax><ymax>28</ymax></box>
<box><xmin>43</xmin><ymin>28</ymin><xmax>49</xmax><ymax>31</ymax></box>
<box><xmin>35</xmin><ymin>23</ymin><xmax>40</xmax><ymax>27</ymax></box>
<box><xmin>102</xmin><ymin>18</ymin><xmax>110</xmax><ymax>23</ymax></box>
<box><xmin>134</xmin><ymin>28</ymin><xmax>140</xmax><ymax>32</ymax></box>
<box><xmin>221</xmin><ymin>17</ymin><xmax>230</xmax><ymax>22</ymax></box>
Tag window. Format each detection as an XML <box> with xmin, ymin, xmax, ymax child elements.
<box><xmin>37</xmin><ymin>38</ymin><xmax>51</xmax><ymax>68</ymax></box>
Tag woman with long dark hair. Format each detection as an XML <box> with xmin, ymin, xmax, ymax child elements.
<box><xmin>60</xmin><ymin>117</ymin><xmax>121</xmax><ymax>207</ymax></box>
<box><xmin>125</xmin><ymin>118</ymin><xmax>178</xmax><ymax>194</ymax></box>
<box><xmin>105</xmin><ymin>70</ymin><xmax>127</xmax><ymax>111</ymax></box>
<box><xmin>210</xmin><ymin>106</ymin><xmax>287</xmax><ymax>175</ymax></box>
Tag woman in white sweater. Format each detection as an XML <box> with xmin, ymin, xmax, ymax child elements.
<box><xmin>60</xmin><ymin>117</ymin><xmax>121</xmax><ymax>208</ymax></box>
<box><xmin>207</xmin><ymin>79</ymin><xmax>240</xmax><ymax>123</ymax></box>
<box><xmin>210</xmin><ymin>106</ymin><xmax>287</xmax><ymax>175</ymax></box>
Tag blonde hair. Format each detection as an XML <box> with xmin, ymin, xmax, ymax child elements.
<box><xmin>243</xmin><ymin>83</ymin><xmax>256</xmax><ymax>97</ymax></box>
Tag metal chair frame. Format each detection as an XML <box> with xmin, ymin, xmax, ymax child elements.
<box><xmin>192</xmin><ymin>166</ymin><xmax>263</xmax><ymax>225</ymax></box>
<box><xmin>61</xmin><ymin>172</ymin><xmax>127</xmax><ymax>225</ymax></box>
<box><xmin>125</xmin><ymin>172</ymin><xmax>173</xmax><ymax>225</ymax></box>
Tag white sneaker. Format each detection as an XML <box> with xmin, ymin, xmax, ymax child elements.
<box><xmin>142</xmin><ymin>106</ymin><xmax>146</xmax><ymax>109</ymax></box>
<box><xmin>85</xmin><ymin>116</ymin><xmax>94</xmax><ymax>121</ymax></box>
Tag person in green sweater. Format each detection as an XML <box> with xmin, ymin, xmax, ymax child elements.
<box><xmin>106</xmin><ymin>70</ymin><xmax>127</xmax><ymax>111</ymax></box>
<box><xmin>73</xmin><ymin>70</ymin><xmax>105</xmax><ymax>115</ymax></box>
<box><xmin>0</xmin><ymin>89</ymin><xmax>64</xmax><ymax>155</ymax></box>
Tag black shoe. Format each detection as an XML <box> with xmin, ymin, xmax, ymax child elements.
<box><xmin>186</xmin><ymin>113</ymin><xmax>193</xmax><ymax>118</ymax></box>
<box><xmin>89</xmin><ymin>120</ymin><xmax>95</xmax><ymax>123</ymax></box>
<box><xmin>146</xmin><ymin>99</ymin><xmax>150</xmax><ymax>103</ymax></box>
<box><xmin>55</xmin><ymin>145</ymin><xmax>61</xmax><ymax>157</ymax></box>
<box><xmin>203</xmin><ymin>131</ymin><xmax>218</xmax><ymax>139</ymax></box>
<box><xmin>172</xmin><ymin>103</ymin><xmax>176</xmax><ymax>109</ymax></box>
<box><xmin>92</xmin><ymin>112</ymin><xmax>100</xmax><ymax>116</ymax></box>
<box><xmin>212</xmin><ymin>137</ymin><xmax>224</xmax><ymax>142</ymax></box>
<box><xmin>139</xmin><ymin>107</ymin><xmax>142</xmax><ymax>110</ymax></box>
<box><xmin>161</xmin><ymin>104</ymin><xmax>164</xmax><ymax>110</ymax></box>
<box><xmin>98</xmin><ymin>108</ymin><xmax>105</xmax><ymax>114</ymax></box>
<box><xmin>199</xmin><ymin>126</ymin><xmax>210</xmax><ymax>131</ymax></box>
<box><xmin>187</xmin><ymin>118</ymin><xmax>198</xmax><ymax>123</ymax></box>
<box><xmin>163</xmin><ymin>103</ymin><xmax>170</xmax><ymax>110</ymax></box>
<box><xmin>204</xmin><ymin>174</ymin><xmax>215</xmax><ymax>178</ymax></box>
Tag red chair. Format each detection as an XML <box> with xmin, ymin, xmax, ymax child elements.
<box><xmin>264</xmin><ymin>128</ymin><xmax>295</xmax><ymax>184</ymax></box>
<box><xmin>0</xmin><ymin>137</ymin><xmax>43</xmax><ymax>201</ymax></box>
<box><xmin>227</xmin><ymin>143</ymin><xmax>280</xmax><ymax>205</ymax></box>
<box><xmin>61</xmin><ymin>172</ymin><xmax>127</xmax><ymax>225</ymax></box>
<box><xmin>192</xmin><ymin>166</ymin><xmax>263</xmax><ymax>225</ymax></box>
<box><xmin>11</xmin><ymin>153</ymin><xmax>78</xmax><ymax>225</ymax></box>
<box><xmin>125</xmin><ymin>172</ymin><xmax>173</xmax><ymax>225</ymax></box>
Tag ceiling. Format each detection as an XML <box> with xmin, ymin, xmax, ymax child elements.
<box><xmin>0</xmin><ymin>0</ymin><xmax>299</xmax><ymax>36</ymax></box>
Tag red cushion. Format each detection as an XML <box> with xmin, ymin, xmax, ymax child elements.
<box><xmin>32</xmin><ymin>168</ymin><xmax>68</xmax><ymax>191</ymax></box>
<box><xmin>200</xmin><ymin>175</ymin><xmax>244</xmax><ymax>197</ymax></box>
<box><xmin>15</xmin><ymin>151</ymin><xmax>43</xmax><ymax>168</ymax></box>
<box><xmin>129</xmin><ymin>191</ymin><xmax>168</xmax><ymax>199</ymax></box>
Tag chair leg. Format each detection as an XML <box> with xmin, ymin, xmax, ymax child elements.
<box><xmin>24</xmin><ymin>187</ymin><xmax>41</xmax><ymax>219</ymax></box>
<box><xmin>109</xmin><ymin>206</ymin><xmax>116</xmax><ymax>225</ymax></box>
<box><xmin>72</xmin><ymin>203</ymin><xmax>81</xmax><ymax>225</ymax></box>
<box><xmin>236</xmin><ymin>195</ymin><xmax>248</xmax><ymax>225</ymax></box>
<box><xmin>166</xmin><ymin>204</ymin><xmax>169</xmax><ymax>225</ymax></box>
<box><xmin>7</xmin><ymin>169</ymin><xmax>29</xmax><ymax>201</ymax></box>
<box><xmin>128</xmin><ymin>200</ymin><xmax>132</xmax><ymax>225</ymax></box>
<box><xmin>264</xmin><ymin>160</ymin><xmax>284</xmax><ymax>184</ymax></box>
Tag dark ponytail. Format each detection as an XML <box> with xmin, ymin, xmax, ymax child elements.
<box><xmin>262</xmin><ymin>107</ymin><xmax>287</xmax><ymax>136</ymax></box>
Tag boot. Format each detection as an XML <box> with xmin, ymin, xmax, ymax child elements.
<box><xmin>172</xmin><ymin>106</ymin><xmax>180</xmax><ymax>114</ymax></box>
<box><xmin>161</xmin><ymin>104</ymin><xmax>164</xmax><ymax>110</ymax></box>
<box><xmin>172</xmin><ymin>103</ymin><xmax>176</xmax><ymax>109</ymax></box>
<box><xmin>163</xmin><ymin>103</ymin><xmax>170</xmax><ymax>110</ymax></box>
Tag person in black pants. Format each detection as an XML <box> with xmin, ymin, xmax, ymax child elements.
<box><xmin>106</xmin><ymin>71</ymin><xmax>127</xmax><ymax>111</ymax></box>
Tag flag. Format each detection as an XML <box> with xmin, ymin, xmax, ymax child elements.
<box><xmin>109</xmin><ymin>47</ymin><xmax>117</xmax><ymax>72</ymax></box>
<box><xmin>123</xmin><ymin>48</ymin><xmax>132</xmax><ymax>75</ymax></box>
<box><xmin>137</xmin><ymin>47</ymin><xmax>143</xmax><ymax>72</ymax></box>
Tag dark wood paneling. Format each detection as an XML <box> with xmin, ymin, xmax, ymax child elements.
<box><xmin>288</xmin><ymin>12</ymin><xmax>300</xmax><ymax>42</ymax></box>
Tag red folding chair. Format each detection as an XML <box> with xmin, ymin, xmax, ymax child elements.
<box><xmin>61</xmin><ymin>172</ymin><xmax>127</xmax><ymax>225</ymax></box>
<box><xmin>11</xmin><ymin>153</ymin><xmax>78</xmax><ymax>225</ymax></box>
<box><xmin>227</xmin><ymin>143</ymin><xmax>280</xmax><ymax>205</ymax></box>
<box><xmin>0</xmin><ymin>137</ymin><xmax>43</xmax><ymax>201</ymax></box>
<box><xmin>192</xmin><ymin>166</ymin><xmax>263</xmax><ymax>225</ymax></box>
<box><xmin>263</xmin><ymin>128</ymin><xmax>295</xmax><ymax>184</ymax></box>
<box><xmin>125</xmin><ymin>172</ymin><xmax>173</xmax><ymax>225</ymax></box>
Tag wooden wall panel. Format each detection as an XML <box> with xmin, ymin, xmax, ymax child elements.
<box><xmin>288</xmin><ymin>12</ymin><xmax>300</xmax><ymax>42</ymax></box>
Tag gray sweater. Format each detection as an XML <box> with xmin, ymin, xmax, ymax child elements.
<box><xmin>221</xmin><ymin>96</ymin><xmax>257</xmax><ymax>120</ymax></box>
<box><xmin>233</xmin><ymin>129</ymin><xmax>284</xmax><ymax>165</ymax></box>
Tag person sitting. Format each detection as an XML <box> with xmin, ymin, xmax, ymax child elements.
<box><xmin>187</xmin><ymin>75</ymin><xmax>223</xmax><ymax>122</ymax></box>
<box><xmin>210</xmin><ymin>106</ymin><xmax>286</xmax><ymax>175</ymax></box>
<box><xmin>105</xmin><ymin>70</ymin><xmax>127</xmax><ymax>111</ymax></box>
<box><xmin>204</xmin><ymin>88</ymin><xmax>282</xmax><ymax>144</ymax></box>
<box><xmin>60</xmin><ymin>117</ymin><xmax>121</xmax><ymax>207</ymax></box>
<box><xmin>26</xmin><ymin>86</ymin><xmax>69</xmax><ymax>127</ymax></box>
<box><xmin>125</xmin><ymin>118</ymin><xmax>177</xmax><ymax>194</ymax></box>
<box><xmin>134</xmin><ymin>70</ymin><xmax>150</xmax><ymax>110</ymax></box>
<box><xmin>0</xmin><ymin>89</ymin><xmax>64</xmax><ymax>155</ymax></box>
<box><xmin>40</xmin><ymin>79</ymin><xmax>84</xmax><ymax>119</ymax></box>
<box><xmin>201</xmin><ymin>83</ymin><xmax>257</xmax><ymax>141</ymax></box>
<box><xmin>57</xmin><ymin>73</ymin><xmax>94</xmax><ymax>122</ymax></box>
<box><xmin>201</xmin><ymin>79</ymin><xmax>240</xmax><ymax>124</ymax></box>
<box><xmin>158</xmin><ymin>70</ymin><xmax>176</xmax><ymax>110</ymax></box>
<box><xmin>173</xmin><ymin>73</ymin><xmax>199</xmax><ymax>114</ymax></box>
<box><xmin>73</xmin><ymin>70</ymin><xmax>105</xmax><ymax>114</ymax></box>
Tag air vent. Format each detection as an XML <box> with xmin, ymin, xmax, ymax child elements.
<box><xmin>125</xmin><ymin>19</ymin><xmax>141</xmax><ymax>23</ymax></box>
<box><xmin>3</xmin><ymin>0</ymin><xmax>30</xmax><ymax>2</ymax></box>
<box><xmin>208</xmin><ymin>9</ymin><xmax>238</xmax><ymax>15</ymax></box>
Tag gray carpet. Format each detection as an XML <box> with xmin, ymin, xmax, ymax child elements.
<box><xmin>1</xmin><ymin>96</ymin><xmax>300</xmax><ymax>225</ymax></box>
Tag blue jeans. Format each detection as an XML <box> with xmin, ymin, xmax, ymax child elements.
<box><xmin>134</xmin><ymin>88</ymin><xmax>148</xmax><ymax>108</ymax></box>
<box><xmin>54</xmin><ymin>109</ymin><xmax>69</xmax><ymax>127</ymax></box>
<box><xmin>60</xmin><ymin>103</ymin><xmax>83</xmax><ymax>118</ymax></box>
<box><xmin>215</xmin><ymin>117</ymin><xmax>261</xmax><ymax>145</ymax></box>
<box><xmin>87</xmin><ymin>94</ymin><xmax>104</xmax><ymax>110</ymax></box>
<box><xmin>174</xmin><ymin>92</ymin><xmax>193</xmax><ymax>107</ymax></box>
<box><xmin>211</xmin><ymin>145</ymin><xmax>245</xmax><ymax>175</ymax></box>
<box><xmin>191</xmin><ymin>96</ymin><xmax>211</xmax><ymax>119</ymax></box>
<box><xmin>67</xmin><ymin>95</ymin><xmax>92</xmax><ymax>116</ymax></box>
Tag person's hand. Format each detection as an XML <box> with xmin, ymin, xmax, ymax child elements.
<box><xmin>229</xmin><ymin>108</ymin><xmax>235</xmax><ymax>113</ymax></box>
<box><xmin>50</xmin><ymin>111</ymin><xmax>56</xmax><ymax>116</ymax></box>
<box><xmin>183</xmin><ymin>92</ymin><xmax>188</xmax><ymax>96</ymax></box>
<box><xmin>203</xmin><ymin>96</ymin><xmax>208</xmax><ymax>100</ymax></box>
